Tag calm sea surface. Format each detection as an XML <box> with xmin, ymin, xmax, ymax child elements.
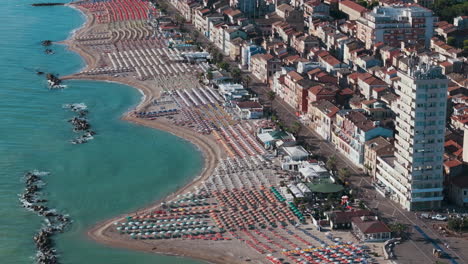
<box><xmin>0</xmin><ymin>1</ymin><xmax>204</xmax><ymax>263</ymax></box>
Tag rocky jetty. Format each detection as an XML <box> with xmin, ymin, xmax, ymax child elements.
<box><xmin>69</xmin><ymin>117</ymin><xmax>90</xmax><ymax>131</ymax></box>
<box><xmin>19</xmin><ymin>171</ymin><xmax>71</xmax><ymax>264</ymax></box>
<box><xmin>63</xmin><ymin>103</ymin><xmax>97</xmax><ymax>144</ymax></box>
<box><xmin>46</xmin><ymin>73</ymin><xmax>62</xmax><ymax>88</ymax></box>
<box><xmin>41</xmin><ymin>40</ymin><xmax>52</xmax><ymax>46</ymax></box>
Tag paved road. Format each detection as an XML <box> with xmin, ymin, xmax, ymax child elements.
<box><xmin>249</xmin><ymin>82</ymin><xmax>467</xmax><ymax>264</ymax></box>
<box><xmin>158</xmin><ymin>2</ymin><xmax>468</xmax><ymax>262</ymax></box>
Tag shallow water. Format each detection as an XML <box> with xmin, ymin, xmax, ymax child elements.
<box><xmin>0</xmin><ymin>1</ymin><xmax>204</xmax><ymax>263</ymax></box>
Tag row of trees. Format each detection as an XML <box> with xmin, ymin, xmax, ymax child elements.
<box><xmin>356</xmin><ymin>0</ymin><xmax>379</xmax><ymax>9</ymax></box>
<box><xmin>447</xmin><ymin>217</ymin><xmax>468</xmax><ymax>232</ymax></box>
<box><xmin>430</xmin><ymin>0</ymin><xmax>468</xmax><ymax>23</ymax></box>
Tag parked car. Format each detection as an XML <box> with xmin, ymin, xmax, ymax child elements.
<box><xmin>420</xmin><ymin>213</ymin><xmax>431</xmax><ymax>219</ymax></box>
<box><xmin>432</xmin><ymin>214</ymin><xmax>447</xmax><ymax>221</ymax></box>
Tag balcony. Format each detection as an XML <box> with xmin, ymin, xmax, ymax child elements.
<box><xmin>411</xmin><ymin>196</ymin><xmax>443</xmax><ymax>202</ymax></box>
<box><xmin>412</xmin><ymin>187</ymin><xmax>443</xmax><ymax>193</ymax></box>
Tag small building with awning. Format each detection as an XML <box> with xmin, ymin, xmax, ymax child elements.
<box><xmin>257</xmin><ymin>130</ymin><xmax>295</xmax><ymax>149</ymax></box>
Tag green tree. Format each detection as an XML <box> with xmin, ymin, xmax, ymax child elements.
<box><xmin>289</xmin><ymin>121</ymin><xmax>302</xmax><ymax>137</ymax></box>
<box><xmin>271</xmin><ymin>114</ymin><xmax>278</xmax><ymax>122</ymax></box>
<box><xmin>326</xmin><ymin>155</ymin><xmax>338</xmax><ymax>174</ymax></box>
<box><xmin>267</xmin><ymin>91</ymin><xmax>276</xmax><ymax>102</ymax></box>
<box><xmin>368</xmin><ymin>0</ymin><xmax>378</xmax><ymax>9</ymax></box>
<box><xmin>242</xmin><ymin>75</ymin><xmax>251</xmax><ymax>88</ymax></box>
<box><xmin>357</xmin><ymin>0</ymin><xmax>368</xmax><ymax>8</ymax></box>
<box><xmin>388</xmin><ymin>223</ymin><xmax>408</xmax><ymax>238</ymax></box>
<box><xmin>431</xmin><ymin>0</ymin><xmax>468</xmax><ymax>23</ymax></box>
<box><xmin>218</xmin><ymin>61</ymin><xmax>230</xmax><ymax>71</ymax></box>
<box><xmin>216</xmin><ymin>53</ymin><xmax>224</xmax><ymax>64</ymax></box>
<box><xmin>174</xmin><ymin>14</ymin><xmax>186</xmax><ymax>25</ymax></box>
<box><xmin>463</xmin><ymin>40</ymin><xmax>468</xmax><ymax>53</ymax></box>
<box><xmin>206</xmin><ymin>70</ymin><xmax>213</xmax><ymax>82</ymax></box>
<box><xmin>338</xmin><ymin>168</ymin><xmax>351</xmax><ymax>183</ymax></box>
<box><xmin>358</xmin><ymin>200</ymin><xmax>366</xmax><ymax>210</ymax></box>
<box><xmin>231</xmin><ymin>68</ymin><xmax>242</xmax><ymax>83</ymax></box>
<box><xmin>447</xmin><ymin>37</ymin><xmax>456</xmax><ymax>46</ymax></box>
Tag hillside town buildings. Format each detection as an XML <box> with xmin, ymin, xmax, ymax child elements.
<box><xmin>165</xmin><ymin>0</ymin><xmax>467</xmax><ymax>211</ymax></box>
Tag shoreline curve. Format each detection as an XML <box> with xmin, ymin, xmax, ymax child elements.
<box><xmin>60</xmin><ymin>3</ymin><xmax>229</xmax><ymax>264</ymax></box>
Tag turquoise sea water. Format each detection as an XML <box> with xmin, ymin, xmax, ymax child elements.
<box><xmin>0</xmin><ymin>1</ymin><xmax>204</xmax><ymax>263</ymax></box>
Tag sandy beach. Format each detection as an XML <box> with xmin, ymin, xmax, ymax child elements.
<box><xmin>58</xmin><ymin>2</ymin><xmax>387</xmax><ymax>264</ymax></box>
<box><xmin>60</xmin><ymin>3</ymin><xmax>246</xmax><ymax>263</ymax></box>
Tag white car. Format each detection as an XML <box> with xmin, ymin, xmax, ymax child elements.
<box><xmin>432</xmin><ymin>214</ymin><xmax>447</xmax><ymax>221</ymax></box>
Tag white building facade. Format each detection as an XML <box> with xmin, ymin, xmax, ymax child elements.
<box><xmin>356</xmin><ymin>5</ymin><xmax>436</xmax><ymax>49</ymax></box>
<box><xmin>376</xmin><ymin>63</ymin><xmax>449</xmax><ymax>211</ymax></box>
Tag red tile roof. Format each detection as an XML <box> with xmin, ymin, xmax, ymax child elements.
<box><xmin>321</xmin><ymin>55</ymin><xmax>341</xmax><ymax>66</ymax></box>
<box><xmin>445</xmin><ymin>159</ymin><xmax>462</xmax><ymax>168</ymax></box>
<box><xmin>340</xmin><ymin>88</ymin><xmax>354</xmax><ymax>95</ymax></box>
<box><xmin>235</xmin><ymin>101</ymin><xmax>263</xmax><ymax>109</ymax></box>
<box><xmin>329</xmin><ymin>210</ymin><xmax>371</xmax><ymax>224</ymax></box>
<box><xmin>287</xmin><ymin>71</ymin><xmax>304</xmax><ymax>82</ymax></box>
<box><xmin>373</xmin><ymin>87</ymin><xmax>387</xmax><ymax>93</ymax></box>
<box><xmin>278</xmin><ymin>75</ymin><xmax>286</xmax><ymax>85</ymax></box>
<box><xmin>307</xmin><ymin>68</ymin><xmax>322</xmax><ymax>76</ymax></box>
<box><xmin>340</xmin><ymin>0</ymin><xmax>368</xmax><ymax>13</ymax></box>
<box><xmin>440</xmin><ymin>61</ymin><xmax>453</xmax><ymax>67</ymax></box>
<box><xmin>352</xmin><ymin>217</ymin><xmax>391</xmax><ymax>234</ymax></box>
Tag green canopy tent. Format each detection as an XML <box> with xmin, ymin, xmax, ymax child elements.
<box><xmin>307</xmin><ymin>183</ymin><xmax>344</xmax><ymax>194</ymax></box>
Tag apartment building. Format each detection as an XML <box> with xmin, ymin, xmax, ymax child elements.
<box><xmin>375</xmin><ymin>63</ymin><xmax>449</xmax><ymax>211</ymax></box>
<box><xmin>250</xmin><ymin>53</ymin><xmax>282</xmax><ymax>84</ymax></box>
<box><xmin>332</xmin><ymin>110</ymin><xmax>393</xmax><ymax>166</ymax></box>
<box><xmin>356</xmin><ymin>5</ymin><xmax>436</xmax><ymax>49</ymax></box>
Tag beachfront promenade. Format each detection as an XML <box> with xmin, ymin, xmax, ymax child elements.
<box><xmin>62</xmin><ymin>0</ymin><xmax>390</xmax><ymax>263</ymax></box>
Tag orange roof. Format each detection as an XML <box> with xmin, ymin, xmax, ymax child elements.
<box><xmin>362</xmin><ymin>76</ymin><xmax>386</xmax><ymax>86</ymax></box>
<box><xmin>348</xmin><ymin>72</ymin><xmax>359</xmax><ymax>81</ymax></box>
<box><xmin>361</xmin><ymin>99</ymin><xmax>377</xmax><ymax>105</ymax></box>
<box><xmin>307</xmin><ymin>68</ymin><xmax>322</xmax><ymax>76</ymax></box>
<box><xmin>440</xmin><ymin>61</ymin><xmax>453</xmax><ymax>67</ymax></box>
<box><xmin>321</xmin><ymin>55</ymin><xmax>341</xmax><ymax>66</ymax></box>
<box><xmin>287</xmin><ymin>71</ymin><xmax>304</xmax><ymax>82</ymax></box>
<box><xmin>284</xmin><ymin>55</ymin><xmax>300</xmax><ymax>63</ymax></box>
<box><xmin>340</xmin><ymin>88</ymin><xmax>354</xmax><ymax>95</ymax></box>
<box><xmin>278</xmin><ymin>75</ymin><xmax>285</xmax><ymax>84</ymax></box>
<box><xmin>340</xmin><ymin>0</ymin><xmax>368</xmax><ymax>13</ymax></box>
<box><xmin>309</xmin><ymin>85</ymin><xmax>337</xmax><ymax>96</ymax></box>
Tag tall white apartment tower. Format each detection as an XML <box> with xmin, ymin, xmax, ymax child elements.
<box><xmin>376</xmin><ymin>60</ymin><xmax>448</xmax><ymax>211</ymax></box>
